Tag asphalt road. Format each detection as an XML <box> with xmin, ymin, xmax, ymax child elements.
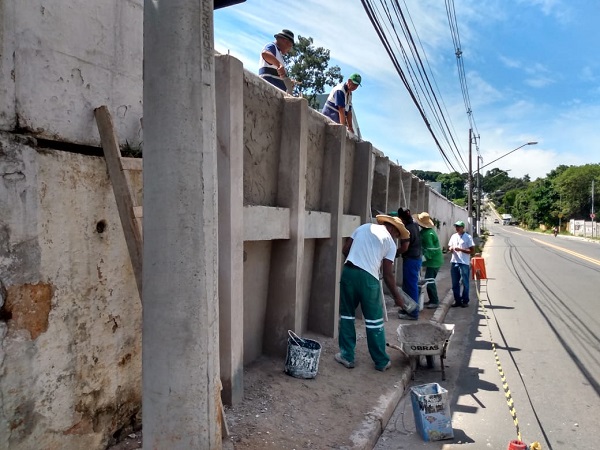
<box><xmin>375</xmin><ymin>225</ymin><xmax>600</xmax><ymax>449</ymax></box>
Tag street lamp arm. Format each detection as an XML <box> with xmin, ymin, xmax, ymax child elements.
<box><xmin>480</xmin><ymin>142</ymin><xmax>538</xmax><ymax>171</ymax></box>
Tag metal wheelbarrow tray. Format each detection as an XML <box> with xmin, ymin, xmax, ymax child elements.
<box><xmin>395</xmin><ymin>322</ymin><xmax>455</xmax><ymax>380</ymax></box>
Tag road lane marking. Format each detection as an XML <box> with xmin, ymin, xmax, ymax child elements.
<box><xmin>531</xmin><ymin>238</ymin><xmax>600</xmax><ymax>266</ymax></box>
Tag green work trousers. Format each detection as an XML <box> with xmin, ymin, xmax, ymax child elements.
<box><xmin>339</xmin><ymin>265</ymin><xmax>390</xmax><ymax>370</ymax></box>
<box><xmin>424</xmin><ymin>266</ymin><xmax>440</xmax><ymax>304</ymax></box>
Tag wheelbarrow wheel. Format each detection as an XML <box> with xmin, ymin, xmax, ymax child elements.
<box><xmin>426</xmin><ymin>355</ymin><xmax>435</xmax><ymax>369</ymax></box>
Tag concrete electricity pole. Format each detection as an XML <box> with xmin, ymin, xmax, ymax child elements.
<box><xmin>143</xmin><ymin>0</ymin><xmax>221</xmax><ymax>448</ymax></box>
<box><xmin>468</xmin><ymin>128</ymin><xmax>473</xmax><ymax>233</ymax></box>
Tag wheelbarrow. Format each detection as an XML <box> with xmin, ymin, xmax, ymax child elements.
<box><xmin>388</xmin><ymin>322</ymin><xmax>455</xmax><ymax>381</ymax></box>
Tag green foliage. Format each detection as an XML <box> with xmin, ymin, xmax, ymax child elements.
<box><xmin>479</xmin><ymin>163</ymin><xmax>599</xmax><ymax>229</ymax></box>
<box><xmin>122</xmin><ymin>140</ymin><xmax>143</xmax><ymax>158</ymax></box>
<box><xmin>283</xmin><ymin>36</ymin><xmax>343</xmax><ymax>109</ymax></box>
<box><xmin>411</xmin><ymin>170</ymin><xmax>442</xmax><ymax>182</ymax></box>
<box><xmin>437</xmin><ymin>172</ymin><xmax>467</xmax><ymax>201</ymax></box>
<box><xmin>553</xmin><ymin>164</ymin><xmax>600</xmax><ymax>219</ymax></box>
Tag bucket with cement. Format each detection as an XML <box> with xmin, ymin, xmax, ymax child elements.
<box><xmin>284</xmin><ymin>330</ymin><xmax>321</xmax><ymax>379</ymax></box>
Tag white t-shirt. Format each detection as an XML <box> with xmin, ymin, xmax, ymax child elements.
<box><xmin>346</xmin><ymin>223</ymin><xmax>397</xmax><ymax>280</ymax></box>
<box><xmin>448</xmin><ymin>231</ymin><xmax>474</xmax><ymax>265</ymax></box>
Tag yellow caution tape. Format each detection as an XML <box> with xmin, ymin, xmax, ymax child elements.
<box><xmin>474</xmin><ymin>270</ymin><xmax>527</xmax><ymax>444</ymax></box>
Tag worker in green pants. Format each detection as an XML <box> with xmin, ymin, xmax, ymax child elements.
<box><xmin>336</xmin><ymin>215</ymin><xmax>411</xmax><ymax>371</ymax></box>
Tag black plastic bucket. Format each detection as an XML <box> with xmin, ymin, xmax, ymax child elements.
<box><xmin>284</xmin><ymin>330</ymin><xmax>321</xmax><ymax>379</ymax></box>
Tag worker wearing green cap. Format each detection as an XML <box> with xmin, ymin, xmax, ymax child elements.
<box><xmin>321</xmin><ymin>73</ymin><xmax>361</xmax><ymax>134</ymax></box>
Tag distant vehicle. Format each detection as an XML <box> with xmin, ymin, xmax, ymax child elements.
<box><xmin>501</xmin><ymin>214</ymin><xmax>512</xmax><ymax>225</ymax></box>
<box><xmin>494</xmin><ymin>219</ymin><xmax>500</xmax><ymax>224</ymax></box>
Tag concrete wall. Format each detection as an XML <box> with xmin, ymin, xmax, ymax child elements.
<box><xmin>0</xmin><ymin>1</ymin><xmax>469</xmax><ymax>446</ymax></box>
<box><xmin>0</xmin><ymin>133</ymin><xmax>142</xmax><ymax>450</ymax></box>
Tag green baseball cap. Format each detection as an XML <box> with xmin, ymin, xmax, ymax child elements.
<box><xmin>454</xmin><ymin>220</ymin><xmax>465</xmax><ymax>227</ymax></box>
<box><xmin>349</xmin><ymin>73</ymin><xmax>362</xmax><ymax>86</ymax></box>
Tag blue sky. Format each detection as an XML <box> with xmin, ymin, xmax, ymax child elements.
<box><xmin>214</xmin><ymin>0</ymin><xmax>600</xmax><ymax>180</ymax></box>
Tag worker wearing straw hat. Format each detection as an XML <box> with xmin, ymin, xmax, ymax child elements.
<box><xmin>413</xmin><ymin>212</ymin><xmax>444</xmax><ymax>308</ymax></box>
<box><xmin>336</xmin><ymin>215</ymin><xmax>411</xmax><ymax>372</ymax></box>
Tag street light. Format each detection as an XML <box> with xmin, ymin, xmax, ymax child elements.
<box><xmin>479</xmin><ymin>141</ymin><xmax>538</xmax><ymax>171</ymax></box>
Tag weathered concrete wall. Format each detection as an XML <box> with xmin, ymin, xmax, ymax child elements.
<box><xmin>0</xmin><ymin>1</ymin><xmax>470</xmax><ymax>444</ymax></box>
<box><xmin>0</xmin><ymin>0</ymin><xmax>144</xmax><ymax>147</ymax></box>
<box><xmin>0</xmin><ymin>133</ymin><xmax>142</xmax><ymax>449</ymax></box>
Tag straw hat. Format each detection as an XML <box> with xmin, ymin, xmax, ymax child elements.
<box><xmin>413</xmin><ymin>212</ymin><xmax>435</xmax><ymax>229</ymax></box>
<box><xmin>376</xmin><ymin>215</ymin><xmax>410</xmax><ymax>239</ymax></box>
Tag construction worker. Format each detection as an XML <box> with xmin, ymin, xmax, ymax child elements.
<box><xmin>413</xmin><ymin>212</ymin><xmax>444</xmax><ymax>309</ymax></box>
<box><xmin>336</xmin><ymin>215</ymin><xmax>411</xmax><ymax>372</ymax></box>
<box><xmin>448</xmin><ymin>220</ymin><xmax>475</xmax><ymax>307</ymax></box>
<box><xmin>396</xmin><ymin>208</ymin><xmax>422</xmax><ymax>320</ymax></box>
<box><xmin>258</xmin><ymin>29</ymin><xmax>295</xmax><ymax>91</ymax></box>
<box><xmin>321</xmin><ymin>73</ymin><xmax>361</xmax><ymax>134</ymax></box>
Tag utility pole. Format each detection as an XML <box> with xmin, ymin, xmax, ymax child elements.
<box><xmin>468</xmin><ymin>128</ymin><xmax>473</xmax><ymax>233</ymax></box>
<box><xmin>592</xmin><ymin>179</ymin><xmax>595</xmax><ymax>238</ymax></box>
<box><xmin>476</xmin><ymin>155</ymin><xmax>481</xmax><ymax>235</ymax></box>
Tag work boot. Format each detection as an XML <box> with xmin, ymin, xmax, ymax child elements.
<box><xmin>334</xmin><ymin>353</ymin><xmax>355</xmax><ymax>369</ymax></box>
<box><xmin>375</xmin><ymin>361</ymin><xmax>392</xmax><ymax>372</ymax></box>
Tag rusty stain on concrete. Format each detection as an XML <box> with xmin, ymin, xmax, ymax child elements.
<box><xmin>4</xmin><ymin>283</ymin><xmax>53</xmax><ymax>339</ymax></box>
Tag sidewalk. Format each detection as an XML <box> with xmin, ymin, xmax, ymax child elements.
<box><xmin>108</xmin><ymin>256</ymin><xmax>457</xmax><ymax>450</ymax></box>
<box><xmin>223</xmin><ymin>257</ymin><xmax>455</xmax><ymax>450</ymax></box>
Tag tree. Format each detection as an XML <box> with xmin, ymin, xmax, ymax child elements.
<box><xmin>437</xmin><ymin>172</ymin><xmax>467</xmax><ymax>202</ymax></box>
<box><xmin>554</xmin><ymin>164</ymin><xmax>600</xmax><ymax>219</ymax></box>
<box><xmin>411</xmin><ymin>170</ymin><xmax>442</xmax><ymax>182</ymax></box>
<box><xmin>283</xmin><ymin>36</ymin><xmax>343</xmax><ymax>109</ymax></box>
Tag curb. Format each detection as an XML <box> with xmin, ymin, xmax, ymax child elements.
<box><xmin>351</xmin><ymin>289</ymin><xmax>455</xmax><ymax>449</ymax></box>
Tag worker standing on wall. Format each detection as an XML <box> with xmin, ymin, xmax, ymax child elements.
<box><xmin>321</xmin><ymin>74</ymin><xmax>361</xmax><ymax>134</ymax></box>
<box><xmin>336</xmin><ymin>215</ymin><xmax>412</xmax><ymax>372</ymax></box>
<box><xmin>258</xmin><ymin>29</ymin><xmax>295</xmax><ymax>92</ymax></box>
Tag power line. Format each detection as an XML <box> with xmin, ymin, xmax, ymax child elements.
<box><xmin>361</xmin><ymin>0</ymin><xmax>467</xmax><ymax>173</ymax></box>
<box><xmin>361</xmin><ymin>0</ymin><xmax>483</xmax><ymax>175</ymax></box>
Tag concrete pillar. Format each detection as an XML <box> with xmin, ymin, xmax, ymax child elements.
<box><xmin>417</xmin><ymin>180</ymin><xmax>426</xmax><ymax>213</ymax></box>
<box><xmin>349</xmin><ymin>141</ymin><xmax>374</xmax><ymax>223</ymax></box>
<box><xmin>263</xmin><ymin>97</ymin><xmax>308</xmax><ymax>356</ymax></box>
<box><xmin>142</xmin><ymin>1</ymin><xmax>221</xmax><ymax>448</ymax></box>
<box><xmin>388</xmin><ymin>165</ymin><xmax>402</xmax><ymax>211</ymax></box>
<box><xmin>308</xmin><ymin>124</ymin><xmax>346</xmax><ymax>337</ymax></box>
<box><xmin>372</xmin><ymin>156</ymin><xmax>390</xmax><ymax>214</ymax></box>
<box><xmin>215</xmin><ymin>54</ymin><xmax>244</xmax><ymax>406</ymax></box>
<box><xmin>423</xmin><ymin>184</ymin><xmax>430</xmax><ymax>212</ymax></box>
<box><xmin>409</xmin><ymin>175</ymin><xmax>420</xmax><ymax>212</ymax></box>
<box><xmin>400</xmin><ymin>168</ymin><xmax>412</xmax><ymax>209</ymax></box>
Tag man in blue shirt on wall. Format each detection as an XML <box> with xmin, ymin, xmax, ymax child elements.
<box><xmin>258</xmin><ymin>29</ymin><xmax>295</xmax><ymax>92</ymax></box>
<box><xmin>321</xmin><ymin>73</ymin><xmax>361</xmax><ymax>134</ymax></box>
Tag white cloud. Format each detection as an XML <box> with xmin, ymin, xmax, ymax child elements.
<box><xmin>214</xmin><ymin>0</ymin><xmax>600</xmax><ymax>182</ymax></box>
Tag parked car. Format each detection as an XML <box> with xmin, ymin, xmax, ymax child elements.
<box><xmin>493</xmin><ymin>219</ymin><xmax>500</xmax><ymax>224</ymax></box>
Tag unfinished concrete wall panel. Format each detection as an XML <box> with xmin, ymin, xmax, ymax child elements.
<box><xmin>409</xmin><ymin>175</ymin><xmax>420</xmax><ymax>212</ymax></box>
<box><xmin>242</xmin><ymin>240</ymin><xmax>272</xmax><ymax>363</ymax></box>
<box><xmin>1</xmin><ymin>0</ymin><xmax>143</xmax><ymax>145</ymax></box>
<box><xmin>305</xmin><ymin>111</ymin><xmax>327</xmax><ymax>211</ymax></box>
<box><xmin>388</xmin><ymin>164</ymin><xmax>402</xmax><ymax>211</ymax></box>
<box><xmin>417</xmin><ymin>179</ymin><xmax>427</xmax><ymax>213</ymax></box>
<box><xmin>399</xmin><ymin>167</ymin><xmax>412</xmax><ymax>209</ymax></box>
<box><xmin>371</xmin><ymin>155</ymin><xmax>390</xmax><ymax>214</ymax></box>
<box><xmin>0</xmin><ymin>143</ymin><xmax>141</xmax><ymax>450</ymax></box>
<box><xmin>242</xmin><ymin>74</ymin><xmax>285</xmax><ymax>206</ymax></box>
